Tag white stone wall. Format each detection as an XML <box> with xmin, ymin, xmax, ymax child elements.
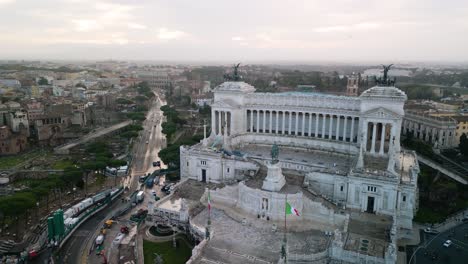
<box><xmin>209</xmin><ymin>182</ymin><xmax>346</xmax><ymax>227</ymax></box>
<box><xmin>180</xmin><ymin>146</ymin><xmax>259</xmax><ymax>183</ymax></box>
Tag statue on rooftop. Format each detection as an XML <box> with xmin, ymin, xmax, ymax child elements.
<box><xmin>271</xmin><ymin>144</ymin><xmax>279</xmax><ymax>164</ymax></box>
<box><xmin>382</xmin><ymin>64</ymin><xmax>393</xmax><ymax>81</ymax></box>
<box><xmin>223</xmin><ymin>63</ymin><xmax>243</xmax><ymax>81</ymax></box>
<box><xmin>375</xmin><ymin>64</ymin><xmax>396</xmax><ymax>86</ymax></box>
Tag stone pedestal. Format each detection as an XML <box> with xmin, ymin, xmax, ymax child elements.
<box><xmin>262</xmin><ymin>162</ymin><xmax>286</xmax><ymax>192</ymax></box>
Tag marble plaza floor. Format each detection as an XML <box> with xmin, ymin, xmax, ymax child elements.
<box><xmin>191</xmin><ymin>208</ymin><xmax>331</xmax><ymax>264</ymax></box>
<box><xmin>240</xmin><ymin>144</ymin><xmax>353</xmax><ymax>175</ymax></box>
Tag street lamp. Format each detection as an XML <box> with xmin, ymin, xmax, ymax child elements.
<box><xmin>73</xmin><ymin>187</ymin><xmax>76</xmax><ymax>199</ymax></box>
<box><xmin>36</xmin><ymin>202</ymin><xmax>40</xmax><ymax>220</ymax></box>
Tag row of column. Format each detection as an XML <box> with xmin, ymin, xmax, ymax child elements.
<box><xmin>246</xmin><ymin>110</ymin><xmax>359</xmax><ymax>143</ymax></box>
<box><xmin>366</xmin><ymin>122</ymin><xmax>393</xmax><ymax>155</ymax></box>
<box><xmin>402</xmin><ymin>119</ymin><xmax>454</xmax><ymax>147</ymax></box>
<box><xmin>213</xmin><ymin>110</ymin><xmax>231</xmax><ymax>136</ymax></box>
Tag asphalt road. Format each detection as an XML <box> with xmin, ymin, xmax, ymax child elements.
<box><xmin>407</xmin><ymin>222</ymin><xmax>468</xmax><ymax>264</ymax></box>
<box><xmin>34</xmin><ymin>92</ymin><xmax>167</xmax><ymax>264</ymax></box>
<box><xmin>131</xmin><ymin>95</ymin><xmax>167</xmax><ymax>178</ymax></box>
<box><xmin>56</xmin><ymin>197</ymin><xmax>125</xmax><ymax>264</ymax></box>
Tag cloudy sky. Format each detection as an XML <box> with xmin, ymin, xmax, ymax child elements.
<box><xmin>0</xmin><ymin>0</ymin><xmax>467</xmax><ymax>62</ymax></box>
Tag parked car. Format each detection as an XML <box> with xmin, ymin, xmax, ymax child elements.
<box><xmin>443</xmin><ymin>240</ymin><xmax>452</xmax><ymax>248</ymax></box>
<box><xmin>153</xmin><ymin>161</ymin><xmax>161</xmax><ymax>167</ymax></box>
<box><xmin>162</xmin><ymin>183</ymin><xmax>174</xmax><ymax>192</ymax></box>
<box><xmin>423</xmin><ymin>228</ymin><xmax>439</xmax><ymax>234</ymax></box>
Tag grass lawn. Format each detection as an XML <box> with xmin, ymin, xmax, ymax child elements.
<box><xmin>0</xmin><ymin>150</ymin><xmax>44</xmax><ymax>169</ymax></box>
<box><xmin>143</xmin><ymin>238</ymin><xmax>193</xmax><ymax>264</ymax></box>
<box><xmin>52</xmin><ymin>159</ymin><xmax>74</xmax><ymax>169</ymax></box>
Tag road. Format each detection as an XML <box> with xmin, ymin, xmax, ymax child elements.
<box><xmin>56</xmin><ymin>197</ymin><xmax>126</xmax><ymax>263</ymax></box>
<box><xmin>54</xmin><ymin>120</ymin><xmax>132</xmax><ymax>154</ymax></box>
<box><xmin>34</xmin><ymin>92</ymin><xmax>168</xmax><ymax>264</ymax></box>
<box><xmin>407</xmin><ymin>222</ymin><xmax>468</xmax><ymax>263</ymax></box>
<box><xmin>131</xmin><ymin>94</ymin><xmax>167</xmax><ymax>177</ymax></box>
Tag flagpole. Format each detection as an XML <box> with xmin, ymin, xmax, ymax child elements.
<box><xmin>282</xmin><ymin>194</ymin><xmax>287</xmax><ymax>263</ymax></box>
<box><xmin>206</xmin><ymin>178</ymin><xmax>211</xmax><ymax>240</ymax></box>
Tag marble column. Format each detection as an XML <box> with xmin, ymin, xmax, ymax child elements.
<box><xmin>328</xmin><ymin>115</ymin><xmax>333</xmax><ymax>139</ymax></box>
<box><xmin>379</xmin><ymin>123</ymin><xmax>386</xmax><ymax>155</ymax></box>
<box><xmin>370</xmin><ymin>122</ymin><xmax>377</xmax><ymax>154</ymax></box>
<box><xmin>301</xmin><ymin>112</ymin><xmax>305</xmax><ymax>136</ymax></box>
<box><xmin>282</xmin><ymin>111</ymin><xmax>285</xmax><ymax>134</ymax></box>
<box><xmin>224</xmin><ymin>111</ymin><xmax>228</xmax><ymax>136</ymax></box>
<box><xmin>315</xmin><ymin>114</ymin><xmax>319</xmax><ymax>137</ymax></box>
<box><xmin>350</xmin><ymin>117</ymin><xmax>355</xmax><ymax>143</ymax></box>
<box><xmin>321</xmin><ymin>114</ymin><xmax>326</xmax><ymax>138</ymax></box>
<box><xmin>336</xmin><ymin>116</ymin><xmax>341</xmax><ymax>140</ymax></box>
<box><xmin>218</xmin><ymin>111</ymin><xmax>223</xmax><ymax>135</ymax></box>
<box><xmin>288</xmin><ymin>112</ymin><xmax>292</xmax><ymax>135</ymax></box>
<box><xmin>343</xmin><ymin>116</ymin><xmax>348</xmax><ymax>142</ymax></box>
<box><xmin>250</xmin><ymin>110</ymin><xmax>253</xmax><ymax>132</ymax></box>
<box><xmin>362</xmin><ymin>121</ymin><xmax>368</xmax><ymax>151</ymax></box>
<box><xmin>275</xmin><ymin>111</ymin><xmax>279</xmax><ymax>134</ymax></box>
<box><xmin>269</xmin><ymin>110</ymin><xmax>272</xmax><ymax>133</ymax></box>
<box><xmin>212</xmin><ymin>109</ymin><xmax>216</xmax><ymax>135</ymax></box>
<box><xmin>256</xmin><ymin>110</ymin><xmax>260</xmax><ymax>133</ymax></box>
<box><xmin>295</xmin><ymin>112</ymin><xmax>299</xmax><ymax>135</ymax></box>
<box><xmin>263</xmin><ymin>110</ymin><xmax>266</xmax><ymax>133</ymax></box>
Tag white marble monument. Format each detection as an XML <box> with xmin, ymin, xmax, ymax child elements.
<box><xmin>262</xmin><ymin>161</ymin><xmax>286</xmax><ymax>192</ymax></box>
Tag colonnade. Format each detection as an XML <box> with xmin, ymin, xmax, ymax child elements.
<box><xmin>364</xmin><ymin>122</ymin><xmax>394</xmax><ymax>155</ymax></box>
<box><xmin>213</xmin><ymin>110</ymin><xmax>231</xmax><ymax>136</ymax></box>
<box><xmin>246</xmin><ymin>109</ymin><xmax>359</xmax><ymax>143</ymax></box>
<box><xmin>402</xmin><ymin>118</ymin><xmax>455</xmax><ymax>148</ymax></box>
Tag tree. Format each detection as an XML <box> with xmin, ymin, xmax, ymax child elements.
<box><xmin>108</xmin><ymin>159</ymin><xmax>127</xmax><ymax>167</ymax></box>
<box><xmin>127</xmin><ymin>112</ymin><xmax>146</xmax><ymax>121</ymax></box>
<box><xmin>134</xmin><ymin>95</ymin><xmax>148</xmax><ymax>103</ymax></box>
<box><xmin>116</xmin><ymin>98</ymin><xmax>134</xmax><ymax>105</ymax></box>
<box><xmin>460</xmin><ymin>133</ymin><xmax>468</xmax><ymax>157</ymax></box>
<box><xmin>161</xmin><ymin>121</ymin><xmax>177</xmax><ymax>138</ymax></box>
<box><xmin>38</xmin><ymin>77</ymin><xmax>48</xmax><ymax>85</ymax></box>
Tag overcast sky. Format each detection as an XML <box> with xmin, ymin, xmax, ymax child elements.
<box><xmin>0</xmin><ymin>0</ymin><xmax>467</xmax><ymax>62</ymax></box>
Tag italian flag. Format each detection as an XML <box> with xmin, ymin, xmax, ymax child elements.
<box><xmin>207</xmin><ymin>191</ymin><xmax>211</xmax><ymax>211</ymax></box>
<box><xmin>285</xmin><ymin>202</ymin><xmax>300</xmax><ymax>216</ymax></box>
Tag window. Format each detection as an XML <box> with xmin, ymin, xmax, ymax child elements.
<box><xmin>367</xmin><ymin>186</ymin><xmax>377</xmax><ymax>192</ymax></box>
<box><xmin>340</xmin><ymin>186</ymin><xmax>344</xmax><ymax>192</ymax></box>
<box><xmin>187</xmin><ymin>161</ymin><xmax>189</xmax><ymax>167</ymax></box>
<box><xmin>227</xmin><ymin>167</ymin><xmax>230</xmax><ymax>173</ymax></box>
<box><xmin>201</xmin><ymin>160</ymin><xmax>207</xmax><ymax>165</ymax></box>
<box><xmin>402</xmin><ymin>195</ymin><xmax>406</xmax><ymax>202</ymax></box>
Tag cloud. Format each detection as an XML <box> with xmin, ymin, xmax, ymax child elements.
<box><xmin>128</xmin><ymin>22</ymin><xmax>147</xmax><ymax>30</ymax></box>
<box><xmin>0</xmin><ymin>0</ymin><xmax>15</xmax><ymax>6</ymax></box>
<box><xmin>157</xmin><ymin>28</ymin><xmax>187</xmax><ymax>40</ymax></box>
<box><xmin>72</xmin><ymin>19</ymin><xmax>100</xmax><ymax>32</ymax></box>
<box><xmin>314</xmin><ymin>22</ymin><xmax>380</xmax><ymax>33</ymax></box>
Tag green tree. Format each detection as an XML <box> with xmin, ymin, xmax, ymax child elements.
<box><xmin>107</xmin><ymin>159</ymin><xmax>127</xmax><ymax>167</ymax></box>
<box><xmin>161</xmin><ymin>121</ymin><xmax>177</xmax><ymax>138</ymax></box>
<box><xmin>116</xmin><ymin>98</ymin><xmax>134</xmax><ymax>105</ymax></box>
<box><xmin>459</xmin><ymin>133</ymin><xmax>468</xmax><ymax>157</ymax></box>
<box><xmin>38</xmin><ymin>77</ymin><xmax>48</xmax><ymax>85</ymax></box>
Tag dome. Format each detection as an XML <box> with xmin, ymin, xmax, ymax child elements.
<box><xmin>360</xmin><ymin>86</ymin><xmax>407</xmax><ymax>100</ymax></box>
<box><xmin>213</xmin><ymin>81</ymin><xmax>256</xmax><ymax>93</ymax></box>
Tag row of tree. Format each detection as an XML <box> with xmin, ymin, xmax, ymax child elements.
<box><xmin>160</xmin><ymin>105</ymin><xmax>186</xmax><ymax>140</ymax></box>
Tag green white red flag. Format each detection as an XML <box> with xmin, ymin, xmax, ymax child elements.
<box><xmin>207</xmin><ymin>191</ymin><xmax>211</xmax><ymax>211</ymax></box>
<box><xmin>285</xmin><ymin>202</ymin><xmax>299</xmax><ymax>216</ymax></box>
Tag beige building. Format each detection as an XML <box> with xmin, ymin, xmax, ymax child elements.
<box><xmin>453</xmin><ymin>115</ymin><xmax>468</xmax><ymax>144</ymax></box>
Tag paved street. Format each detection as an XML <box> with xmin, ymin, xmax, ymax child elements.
<box><xmin>407</xmin><ymin>222</ymin><xmax>468</xmax><ymax>264</ymax></box>
<box><xmin>33</xmin><ymin>92</ymin><xmax>168</xmax><ymax>264</ymax></box>
<box><xmin>128</xmin><ymin>94</ymin><xmax>167</xmax><ymax>187</ymax></box>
